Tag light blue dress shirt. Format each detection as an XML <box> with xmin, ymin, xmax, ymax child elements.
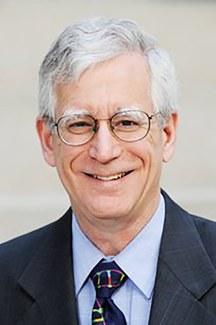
<box><xmin>72</xmin><ymin>195</ymin><xmax>165</xmax><ymax>325</ymax></box>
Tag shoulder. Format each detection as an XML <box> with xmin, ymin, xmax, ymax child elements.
<box><xmin>191</xmin><ymin>214</ymin><xmax>216</xmax><ymax>264</ymax></box>
<box><xmin>162</xmin><ymin>189</ymin><xmax>216</xmax><ymax>262</ymax></box>
<box><xmin>0</xmin><ymin>209</ymin><xmax>72</xmax><ymax>279</ymax></box>
<box><xmin>0</xmin><ymin>220</ymin><xmax>54</xmax><ymax>279</ymax></box>
<box><xmin>162</xmin><ymin>189</ymin><xmax>216</xmax><ymax>229</ymax></box>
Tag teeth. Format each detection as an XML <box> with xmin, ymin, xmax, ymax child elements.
<box><xmin>93</xmin><ymin>173</ymin><xmax>126</xmax><ymax>181</ymax></box>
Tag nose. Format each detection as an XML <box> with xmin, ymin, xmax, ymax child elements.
<box><xmin>88</xmin><ymin>121</ymin><xmax>122</xmax><ymax>163</ymax></box>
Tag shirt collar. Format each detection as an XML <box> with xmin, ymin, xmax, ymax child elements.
<box><xmin>72</xmin><ymin>194</ymin><xmax>165</xmax><ymax>299</ymax></box>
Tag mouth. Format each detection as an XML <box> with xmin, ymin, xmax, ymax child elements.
<box><xmin>85</xmin><ymin>171</ymin><xmax>132</xmax><ymax>181</ymax></box>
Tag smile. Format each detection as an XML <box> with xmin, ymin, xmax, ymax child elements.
<box><xmin>85</xmin><ymin>171</ymin><xmax>131</xmax><ymax>181</ymax></box>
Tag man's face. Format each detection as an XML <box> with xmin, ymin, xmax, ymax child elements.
<box><xmin>37</xmin><ymin>53</ymin><xmax>177</xmax><ymax>227</ymax></box>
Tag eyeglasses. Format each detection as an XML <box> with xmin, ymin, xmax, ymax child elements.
<box><xmin>52</xmin><ymin>110</ymin><xmax>161</xmax><ymax>146</ymax></box>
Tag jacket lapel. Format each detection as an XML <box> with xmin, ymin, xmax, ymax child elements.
<box><xmin>17</xmin><ymin>210</ymin><xmax>78</xmax><ymax>325</ymax></box>
<box><xmin>149</xmin><ymin>191</ymin><xmax>216</xmax><ymax>324</ymax></box>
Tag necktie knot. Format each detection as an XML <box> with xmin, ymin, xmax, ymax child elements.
<box><xmin>90</xmin><ymin>260</ymin><xmax>127</xmax><ymax>299</ymax></box>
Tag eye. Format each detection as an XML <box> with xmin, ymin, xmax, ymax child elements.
<box><xmin>61</xmin><ymin>116</ymin><xmax>95</xmax><ymax>134</ymax></box>
<box><xmin>119</xmin><ymin>119</ymin><xmax>139</xmax><ymax>126</ymax></box>
<box><xmin>112</xmin><ymin>114</ymin><xmax>142</xmax><ymax>131</ymax></box>
<box><xmin>68</xmin><ymin>121</ymin><xmax>91</xmax><ymax>128</ymax></box>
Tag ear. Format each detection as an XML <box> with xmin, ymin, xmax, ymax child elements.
<box><xmin>162</xmin><ymin>112</ymin><xmax>178</xmax><ymax>163</ymax></box>
<box><xmin>36</xmin><ymin>117</ymin><xmax>56</xmax><ymax>167</ymax></box>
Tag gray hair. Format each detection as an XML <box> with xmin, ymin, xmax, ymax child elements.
<box><xmin>38</xmin><ymin>17</ymin><xmax>178</xmax><ymax>121</ymax></box>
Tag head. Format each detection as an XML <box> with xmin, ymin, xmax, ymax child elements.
<box><xmin>38</xmin><ymin>17</ymin><xmax>178</xmax><ymax>122</ymax></box>
<box><xmin>37</xmin><ymin>17</ymin><xmax>178</xmax><ymax>232</ymax></box>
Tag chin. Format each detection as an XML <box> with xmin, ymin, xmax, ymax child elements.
<box><xmin>88</xmin><ymin>199</ymin><xmax>131</xmax><ymax>219</ymax></box>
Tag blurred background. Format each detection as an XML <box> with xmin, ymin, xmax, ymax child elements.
<box><xmin>0</xmin><ymin>0</ymin><xmax>215</xmax><ymax>243</ymax></box>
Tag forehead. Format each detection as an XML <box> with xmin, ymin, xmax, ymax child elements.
<box><xmin>54</xmin><ymin>53</ymin><xmax>153</xmax><ymax>117</ymax></box>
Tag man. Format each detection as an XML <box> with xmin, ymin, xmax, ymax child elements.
<box><xmin>0</xmin><ymin>17</ymin><xmax>216</xmax><ymax>325</ymax></box>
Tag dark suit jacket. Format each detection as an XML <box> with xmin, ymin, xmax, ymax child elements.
<box><xmin>1</xmin><ymin>191</ymin><xmax>216</xmax><ymax>324</ymax></box>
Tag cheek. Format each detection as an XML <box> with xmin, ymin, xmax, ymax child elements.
<box><xmin>52</xmin><ymin>140</ymin><xmax>75</xmax><ymax>173</ymax></box>
<box><xmin>130</xmin><ymin>133</ymin><xmax>163</xmax><ymax>166</ymax></box>
<box><xmin>53</xmin><ymin>142</ymin><xmax>87</xmax><ymax>181</ymax></box>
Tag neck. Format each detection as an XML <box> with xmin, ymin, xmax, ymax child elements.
<box><xmin>83</xmin><ymin>220</ymin><xmax>147</xmax><ymax>256</ymax></box>
<box><xmin>73</xmin><ymin>195</ymin><xmax>160</xmax><ymax>256</ymax></box>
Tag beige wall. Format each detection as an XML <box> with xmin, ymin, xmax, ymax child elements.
<box><xmin>0</xmin><ymin>0</ymin><xmax>215</xmax><ymax>243</ymax></box>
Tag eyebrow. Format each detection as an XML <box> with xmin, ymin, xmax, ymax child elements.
<box><xmin>116</xmin><ymin>106</ymin><xmax>142</xmax><ymax>113</ymax></box>
<box><xmin>62</xmin><ymin>107</ymin><xmax>90</xmax><ymax>116</ymax></box>
<box><xmin>61</xmin><ymin>105</ymin><xmax>143</xmax><ymax>117</ymax></box>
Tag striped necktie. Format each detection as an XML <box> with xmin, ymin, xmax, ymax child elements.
<box><xmin>90</xmin><ymin>259</ymin><xmax>127</xmax><ymax>325</ymax></box>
